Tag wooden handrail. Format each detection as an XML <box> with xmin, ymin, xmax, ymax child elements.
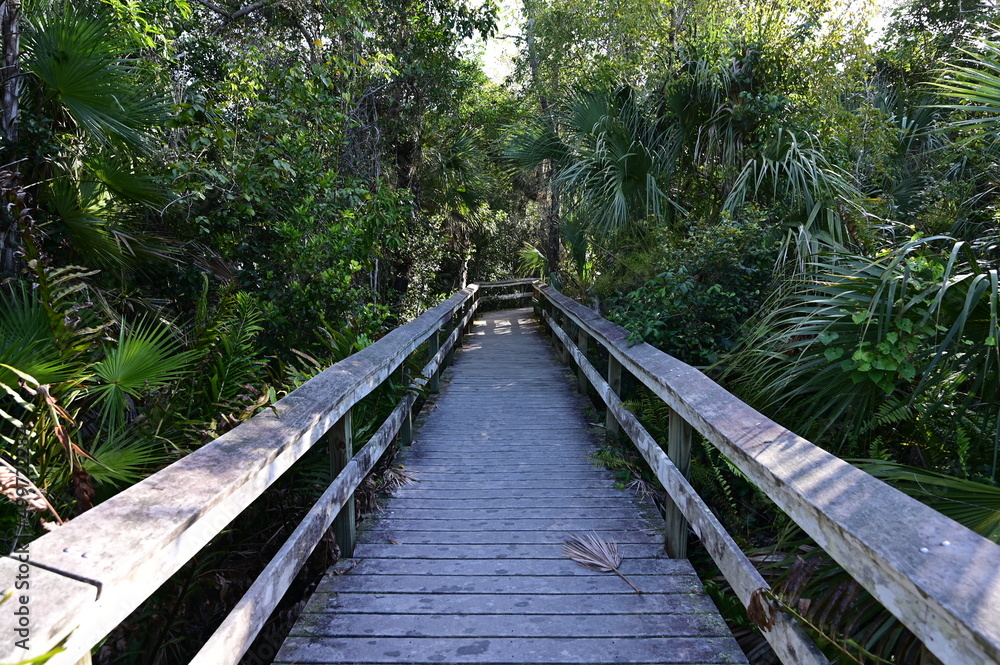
<box><xmin>0</xmin><ymin>281</ymin><xmax>526</xmax><ymax>665</ymax></box>
<box><xmin>534</xmin><ymin>282</ymin><xmax>1000</xmax><ymax>665</ymax></box>
<box><xmin>538</xmin><ymin>306</ymin><xmax>828</xmax><ymax>665</ymax></box>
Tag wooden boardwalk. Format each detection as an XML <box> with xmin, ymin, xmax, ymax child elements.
<box><xmin>275</xmin><ymin>308</ymin><xmax>747</xmax><ymax>665</ymax></box>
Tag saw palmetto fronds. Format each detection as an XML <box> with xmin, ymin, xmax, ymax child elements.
<box><xmin>562</xmin><ymin>532</ymin><xmax>642</xmax><ymax>594</ymax></box>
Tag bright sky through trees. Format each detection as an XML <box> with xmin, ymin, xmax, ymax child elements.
<box><xmin>471</xmin><ymin>0</ymin><xmax>900</xmax><ymax>82</ymax></box>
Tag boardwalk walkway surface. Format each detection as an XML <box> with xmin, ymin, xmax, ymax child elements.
<box><xmin>275</xmin><ymin>308</ymin><xmax>747</xmax><ymax>665</ymax></box>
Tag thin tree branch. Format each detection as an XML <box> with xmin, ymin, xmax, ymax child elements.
<box><xmin>192</xmin><ymin>0</ymin><xmax>273</xmax><ymax>33</ymax></box>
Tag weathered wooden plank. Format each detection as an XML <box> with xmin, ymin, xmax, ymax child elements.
<box><xmin>397</xmin><ymin>462</ymin><xmax>600</xmax><ymax>471</ymax></box>
<box><xmin>380</xmin><ymin>495</ymin><xmax>645</xmax><ymax>506</ymax></box>
<box><xmin>351</xmin><ymin>542</ymin><xmax>667</xmax><ymax>560</ymax></box>
<box><xmin>321</xmin><ymin>557</ymin><xmax>697</xmax><ymax>577</ymax></box>
<box><xmin>368</xmin><ymin>518</ymin><xmax>658</xmax><ymax>532</ymax></box>
<box><xmin>274</xmin><ymin>635</ymin><xmax>745</xmax><ymax>664</ymax></box>
<box><xmin>378</xmin><ymin>507</ymin><xmax>644</xmax><ymax>519</ymax></box>
<box><xmin>291</xmin><ymin>611</ymin><xmax>732</xmax><ymax>639</ymax></box>
<box><xmin>542</xmin><ymin>307</ymin><xmax>829</xmax><ymax>665</ymax></box>
<box><xmin>358</xmin><ymin>530</ymin><xmax>660</xmax><ymax>546</ymax></box>
<box><xmin>314</xmin><ymin>573</ymin><xmax>701</xmax><ymax>595</ymax></box>
<box><xmin>410</xmin><ymin>467</ymin><xmax>608</xmax><ymax>476</ymax></box>
<box><xmin>413</xmin><ymin>434</ymin><xmax>592</xmax><ymax>442</ymax></box>
<box><xmin>301</xmin><ymin>591</ymin><xmax>720</xmax><ymax>616</ymax></box>
<box><xmin>384</xmin><ymin>480</ymin><xmax>620</xmax><ymax>490</ymax></box>
<box><xmin>393</xmin><ymin>482</ymin><xmax>622</xmax><ymax>499</ymax></box>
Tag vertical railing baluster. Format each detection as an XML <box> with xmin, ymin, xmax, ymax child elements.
<box><xmin>428</xmin><ymin>327</ymin><xmax>441</xmax><ymax>394</ymax></box>
<box><xmin>576</xmin><ymin>326</ymin><xmax>589</xmax><ymax>394</ymax></box>
<box><xmin>606</xmin><ymin>355</ymin><xmax>622</xmax><ymax>438</ymax></box>
<box><xmin>398</xmin><ymin>364</ymin><xmax>412</xmax><ymax>448</ymax></box>
<box><xmin>330</xmin><ymin>408</ymin><xmax>355</xmax><ymax>557</ymax></box>
<box><xmin>665</xmin><ymin>409</ymin><xmax>693</xmax><ymax>559</ymax></box>
<box><xmin>560</xmin><ymin>314</ymin><xmax>571</xmax><ymax>364</ymax></box>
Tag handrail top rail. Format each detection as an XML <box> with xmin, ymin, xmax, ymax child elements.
<box><xmin>534</xmin><ymin>282</ymin><xmax>1000</xmax><ymax>665</ymax></box>
<box><xmin>0</xmin><ymin>281</ymin><xmax>518</xmax><ymax>662</ymax></box>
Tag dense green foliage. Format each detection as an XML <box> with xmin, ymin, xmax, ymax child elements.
<box><xmin>3</xmin><ymin>0</ymin><xmax>1000</xmax><ymax>661</ymax></box>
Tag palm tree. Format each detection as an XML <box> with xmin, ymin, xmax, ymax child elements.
<box><xmin>419</xmin><ymin>130</ymin><xmax>495</xmax><ymax>288</ymax></box>
<box><xmin>11</xmin><ymin>1</ymin><xmax>171</xmax><ymax>272</ymax></box>
<box><xmin>506</xmin><ymin>87</ymin><xmax>676</xmax><ymax>237</ymax></box>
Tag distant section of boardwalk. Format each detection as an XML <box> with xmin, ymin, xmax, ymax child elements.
<box><xmin>275</xmin><ymin>308</ymin><xmax>747</xmax><ymax>665</ymax></box>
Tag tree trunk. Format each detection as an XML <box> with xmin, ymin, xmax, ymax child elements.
<box><xmin>458</xmin><ymin>254</ymin><xmax>468</xmax><ymax>290</ymax></box>
<box><xmin>1</xmin><ymin>0</ymin><xmax>20</xmax><ymax>149</ymax></box>
<box><xmin>545</xmin><ymin>168</ymin><xmax>560</xmax><ymax>277</ymax></box>
<box><xmin>523</xmin><ymin>2</ymin><xmax>561</xmax><ymax>277</ymax></box>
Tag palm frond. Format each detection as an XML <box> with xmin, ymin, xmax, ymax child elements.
<box><xmin>90</xmin><ymin>318</ymin><xmax>199</xmax><ymax>431</ymax></box>
<box><xmin>518</xmin><ymin>242</ymin><xmax>548</xmax><ymax>278</ymax></box>
<box><xmin>48</xmin><ymin>176</ymin><xmax>133</xmax><ymax>270</ymax></box>
<box><xmin>859</xmin><ymin>460</ymin><xmax>1000</xmax><ymax>542</ymax></box>
<box><xmin>83</xmin><ymin>430</ymin><xmax>172</xmax><ymax>489</ymax></box>
<box><xmin>725</xmin><ymin>236</ymin><xmax>1000</xmax><ymax>466</ymax></box>
<box><xmin>504</xmin><ymin>120</ymin><xmax>565</xmax><ymax>169</ymax></box>
<box><xmin>0</xmin><ymin>285</ymin><xmax>70</xmax><ymax>386</ymax></box>
<box><xmin>724</xmin><ymin>129</ymin><xmax>860</xmax><ymax>215</ymax></box>
<box><xmin>562</xmin><ymin>531</ymin><xmax>642</xmax><ymax>593</ymax></box>
<box><xmin>23</xmin><ymin>3</ymin><xmax>169</xmax><ymax>153</ymax></box>
<box><xmin>932</xmin><ymin>40</ymin><xmax>1000</xmax><ymax>135</ymax></box>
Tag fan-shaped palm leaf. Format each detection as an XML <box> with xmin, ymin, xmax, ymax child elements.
<box><xmin>90</xmin><ymin>319</ymin><xmax>198</xmax><ymax>431</ymax></box>
<box><xmin>47</xmin><ymin>177</ymin><xmax>133</xmax><ymax>270</ymax></box>
<box><xmin>0</xmin><ymin>286</ymin><xmax>72</xmax><ymax>386</ymax></box>
<box><xmin>23</xmin><ymin>3</ymin><xmax>168</xmax><ymax>153</ymax></box>
<box><xmin>932</xmin><ymin>39</ymin><xmax>1000</xmax><ymax>135</ymax></box>
<box><xmin>562</xmin><ymin>531</ymin><xmax>642</xmax><ymax>593</ymax></box>
<box><xmin>83</xmin><ymin>429</ymin><xmax>171</xmax><ymax>489</ymax></box>
<box><xmin>508</xmin><ymin>88</ymin><xmax>677</xmax><ymax>235</ymax></box>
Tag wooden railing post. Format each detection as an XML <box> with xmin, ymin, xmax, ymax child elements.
<box><xmin>330</xmin><ymin>408</ymin><xmax>356</xmax><ymax>558</ymax></box>
<box><xmin>445</xmin><ymin>309</ymin><xmax>458</xmax><ymax>368</ymax></box>
<box><xmin>398</xmin><ymin>365</ymin><xmax>412</xmax><ymax>448</ymax></box>
<box><xmin>665</xmin><ymin>409</ymin><xmax>693</xmax><ymax>559</ymax></box>
<box><xmin>576</xmin><ymin>326</ymin><xmax>589</xmax><ymax>394</ymax></box>
<box><xmin>606</xmin><ymin>355</ymin><xmax>622</xmax><ymax>437</ymax></box>
<box><xmin>428</xmin><ymin>327</ymin><xmax>441</xmax><ymax>393</ymax></box>
<box><xmin>460</xmin><ymin>300</ymin><xmax>471</xmax><ymax>347</ymax></box>
<box><xmin>559</xmin><ymin>314</ymin><xmax>571</xmax><ymax>364</ymax></box>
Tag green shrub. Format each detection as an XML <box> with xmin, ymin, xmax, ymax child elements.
<box><xmin>605</xmin><ymin>215</ymin><xmax>780</xmax><ymax>365</ymax></box>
